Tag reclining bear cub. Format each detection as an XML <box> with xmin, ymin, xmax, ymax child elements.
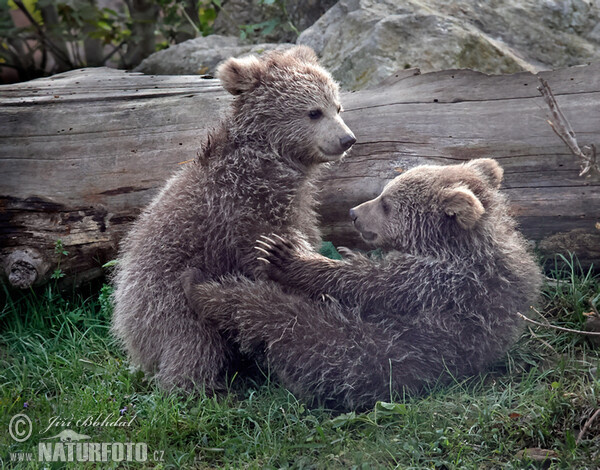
<box><xmin>184</xmin><ymin>158</ymin><xmax>542</xmax><ymax>411</ymax></box>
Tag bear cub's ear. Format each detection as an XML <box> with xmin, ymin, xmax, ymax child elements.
<box><xmin>443</xmin><ymin>186</ymin><xmax>485</xmax><ymax>230</ymax></box>
<box><xmin>467</xmin><ymin>158</ymin><xmax>504</xmax><ymax>189</ymax></box>
<box><xmin>217</xmin><ymin>55</ymin><xmax>265</xmax><ymax>95</ymax></box>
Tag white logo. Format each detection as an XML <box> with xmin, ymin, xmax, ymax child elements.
<box><xmin>9</xmin><ymin>414</ymin><xmax>32</xmax><ymax>442</ymax></box>
<box><xmin>8</xmin><ymin>413</ymin><xmax>159</xmax><ymax>463</ymax></box>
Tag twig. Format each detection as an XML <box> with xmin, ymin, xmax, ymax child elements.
<box><xmin>537</xmin><ymin>77</ymin><xmax>598</xmax><ymax>177</ymax></box>
<box><xmin>527</xmin><ymin>326</ymin><xmax>557</xmax><ymax>353</ymax></box>
<box><xmin>180</xmin><ymin>5</ymin><xmax>201</xmax><ymax>36</ymax></box>
<box><xmin>577</xmin><ymin>408</ymin><xmax>600</xmax><ymax>444</ymax></box>
<box><xmin>101</xmin><ymin>40</ymin><xmax>126</xmax><ymax>64</ymax></box>
<box><xmin>13</xmin><ymin>0</ymin><xmax>73</xmax><ymax>68</ymax></box>
<box><xmin>516</xmin><ymin>310</ymin><xmax>600</xmax><ymax>336</ymax></box>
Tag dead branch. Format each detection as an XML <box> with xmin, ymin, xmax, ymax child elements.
<box><xmin>516</xmin><ymin>308</ymin><xmax>600</xmax><ymax>336</ymax></box>
<box><xmin>577</xmin><ymin>408</ymin><xmax>600</xmax><ymax>444</ymax></box>
<box><xmin>526</xmin><ymin>326</ymin><xmax>558</xmax><ymax>352</ymax></box>
<box><xmin>537</xmin><ymin>77</ymin><xmax>598</xmax><ymax>177</ymax></box>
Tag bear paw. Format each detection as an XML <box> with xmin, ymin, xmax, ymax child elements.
<box><xmin>254</xmin><ymin>233</ymin><xmax>299</xmax><ymax>282</ymax></box>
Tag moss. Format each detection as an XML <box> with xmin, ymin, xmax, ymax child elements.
<box><xmin>456</xmin><ymin>35</ymin><xmax>523</xmax><ymax>74</ymax></box>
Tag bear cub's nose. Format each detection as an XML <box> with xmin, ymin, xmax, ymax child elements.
<box><xmin>340</xmin><ymin>133</ymin><xmax>357</xmax><ymax>151</ymax></box>
<box><xmin>349</xmin><ymin>208</ymin><xmax>357</xmax><ymax>221</ymax></box>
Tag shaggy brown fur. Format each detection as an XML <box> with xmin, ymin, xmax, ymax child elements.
<box><xmin>184</xmin><ymin>159</ymin><xmax>543</xmax><ymax>410</ymax></box>
<box><xmin>111</xmin><ymin>46</ymin><xmax>355</xmax><ymax>393</ymax></box>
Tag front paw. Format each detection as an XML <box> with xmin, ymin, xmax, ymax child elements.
<box><xmin>254</xmin><ymin>234</ymin><xmax>298</xmax><ymax>283</ymax></box>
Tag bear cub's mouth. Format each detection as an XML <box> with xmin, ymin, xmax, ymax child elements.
<box><xmin>353</xmin><ymin>220</ymin><xmax>378</xmax><ymax>242</ymax></box>
<box><xmin>318</xmin><ymin>146</ymin><xmax>347</xmax><ymax>158</ymax></box>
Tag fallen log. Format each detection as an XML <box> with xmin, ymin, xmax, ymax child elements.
<box><xmin>1</xmin><ymin>64</ymin><xmax>599</xmax><ymax>288</ymax></box>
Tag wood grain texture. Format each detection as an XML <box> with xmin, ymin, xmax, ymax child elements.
<box><xmin>1</xmin><ymin>65</ymin><xmax>599</xmax><ymax>287</ymax></box>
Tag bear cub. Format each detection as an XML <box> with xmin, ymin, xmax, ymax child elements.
<box><xmin>185</xmin><ymin>158</ymin><xmax>543</xmax><ymax>410</ymax></box>
<box><xmin>111</xmin><ymin>46</ymin><xmax>355</xmax><ymax>393</ymax></box>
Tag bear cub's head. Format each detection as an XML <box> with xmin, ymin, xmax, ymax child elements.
<box><xmin>349</xmin><ymin>159</ymin><xmax>506</xmax><ymax>253</ymax></box>
<box><xmin>217</xmin><ymin>46</ymin><xmax>356</xmax><ymax>164</ymax></box>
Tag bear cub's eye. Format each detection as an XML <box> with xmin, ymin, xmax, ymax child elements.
<box><xmin>308</xmin><ymin>109</ymin><xmax>323</xmax><ymax>120</ymax></box>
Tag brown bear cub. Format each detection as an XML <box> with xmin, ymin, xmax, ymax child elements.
<box><xmin>184</xmin><ymin>159</ymin><xmax>543</xmax><ymax>410</ymax></box>
<box><xmin>111</xmin><ymin>46</ymin><xmax>355</xmax><ymax>393</ymax></box>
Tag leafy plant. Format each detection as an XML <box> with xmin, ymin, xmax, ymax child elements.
<box><xmin>0</xmin><ymin>0</ymin><xmax>219</xmax><ymax>82</ymax></box>
<box><xmin>50</xmin><ymin>238</ymin><xmax>69</xmax><ymax>280</ymax></box>
<box><xmin>156</xmin><ymin>0</ymin><xmax>218</xmax><ymax>46</ymax></box>
<box><xmin>238</xmin><ymin>0</ymin><xmax>298</xmax><ymax>41</ymax></box>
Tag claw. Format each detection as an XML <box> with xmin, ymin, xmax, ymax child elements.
<box><xmin>257</xmin><ymin>257</ymin><xmax>270</xmax><ymax>264</ymax></box>
<box><xmin>271</xmin><ymin>233</ymin><xmax>287</xmax><ymax>243</ymax></box>
<box><xmin>256</xmin><ymin>239</ymin><xmax>272</xmax><ymax>249</ymax></box>
<box><xmin>259</xmin><ymin>235</ymin><xmax>277</xmax><ymax>245</ymax></box>
<box><xmin>255</xmin><ymin>246</ymin><xmax>270</xmax><ymax>256</ymax></box>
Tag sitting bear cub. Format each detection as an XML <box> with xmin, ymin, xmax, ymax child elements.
<box><xmin>184</xmin><ymin>158</ymin><xmax>542</xmax><ymax>410</ymax></box>
<box><xmin>112</xmin><ymin>46</ymin><xmax>355</xmax><ymax>394</ymax></box>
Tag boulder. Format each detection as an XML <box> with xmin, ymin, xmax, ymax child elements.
<box><xmin>298</xmin><ymin>0</ymin><xmax>600</xmax><ymax>89</ymax></box>
<box><xmin>134</xmin><ymin>35</ymin><xmax>293</xmax><ymax>76</ymax></box>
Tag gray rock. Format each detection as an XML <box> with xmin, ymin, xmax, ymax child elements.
<box><xmin>134</xmin><ymin>35</ymin><xmax>294</xmax><ymax>76</ymax></box>
<box><xmin>298</xmin><ymin>0</ymin><xmax>600</xmax><ymax>90</ymax></box>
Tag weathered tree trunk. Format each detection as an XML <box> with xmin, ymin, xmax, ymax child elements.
<box><xmin>1</xmin><ymin>64</ymin><xmax>599</xmax><ymax>288</ymax></box>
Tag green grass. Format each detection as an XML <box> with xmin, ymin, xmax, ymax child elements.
<box><xmin>1</xmin><ymin>259</ymin><xmax>599</xmax><ymax>469</ymax></box>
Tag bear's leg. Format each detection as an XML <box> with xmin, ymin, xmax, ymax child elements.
<box><xmin>154</xmin><ymin>312</ymin><xmax>235</xmax><ymax>394</ymax></box>
<box><xmin>186</xmin><ymin>277</ymin><xmax>446</xmax><ymax>410</ymax></box>
<box><xmin>114</xmin><ymin>269</ymin><xmax>236</xmax><ymax>395</ymax></box>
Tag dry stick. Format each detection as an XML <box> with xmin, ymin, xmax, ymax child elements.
<box><xmin>576</xmin><ymin>409</ymin><xmax>600</xmax><ymax>444</ymax></box>
<box><xmin>13</xmin><ymin>0</ymin><xmax>73</xmax><ymax>68</ymax></box>
<box><xmin>516</xmin><ymin>309</ymin><xmax>600</xmax><ymax>336</ymax></box>
<box><xmin>522</xmin><ymin>305</ymin><xmax>600</xmax><ymax>444</ymax></box>
<box><xmin>101</xmin><ymin>40</ymin><xmax>126</xmax><ymax>64</ymax></box>
<box><xmin>526</xmin><ymin>326</ymin><xmax>558</xmax><ymax>353</ymax></box>
<box><xmin>537</xmin><ymin>77</ymin><xmax>598</xmax><ymax>177</ymax></box>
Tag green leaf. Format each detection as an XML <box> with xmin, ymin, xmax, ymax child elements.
<box><xmin>260</xmin><ymin>18</ymin><xmax>278</xmax><ymax>36</ymax></box>
<box><xmin>199</xmin><ymin>6</ymin><xmax>216</xmax><ymax>24</ymax></box>
<box><xmin>375</xmin><ymin>401</ymin><xmax>407</xmax><ymax>415</ymax></box>
<box><xmin>96</xmin><ymin>20</ymin><xmax>112</xmax><ymax>31</ymax></box>
<box><xmin>102</xmin><ymin>7</ymin><xmax>118</xmax><ymax>17</ymax></box>
<box><xmin>319</xmin><ymin>241</ymin><xmax>342</xmax><ymax>260</ymax></box>
<box><xmin>50</xmin><ymin>268</ymin><xmax>65</xmax><ymax>280</ymax></box>
<box><xmin>329</xmin><ymin>411</ymin><xmax>357</xmax><ymax>428</ymax></box>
